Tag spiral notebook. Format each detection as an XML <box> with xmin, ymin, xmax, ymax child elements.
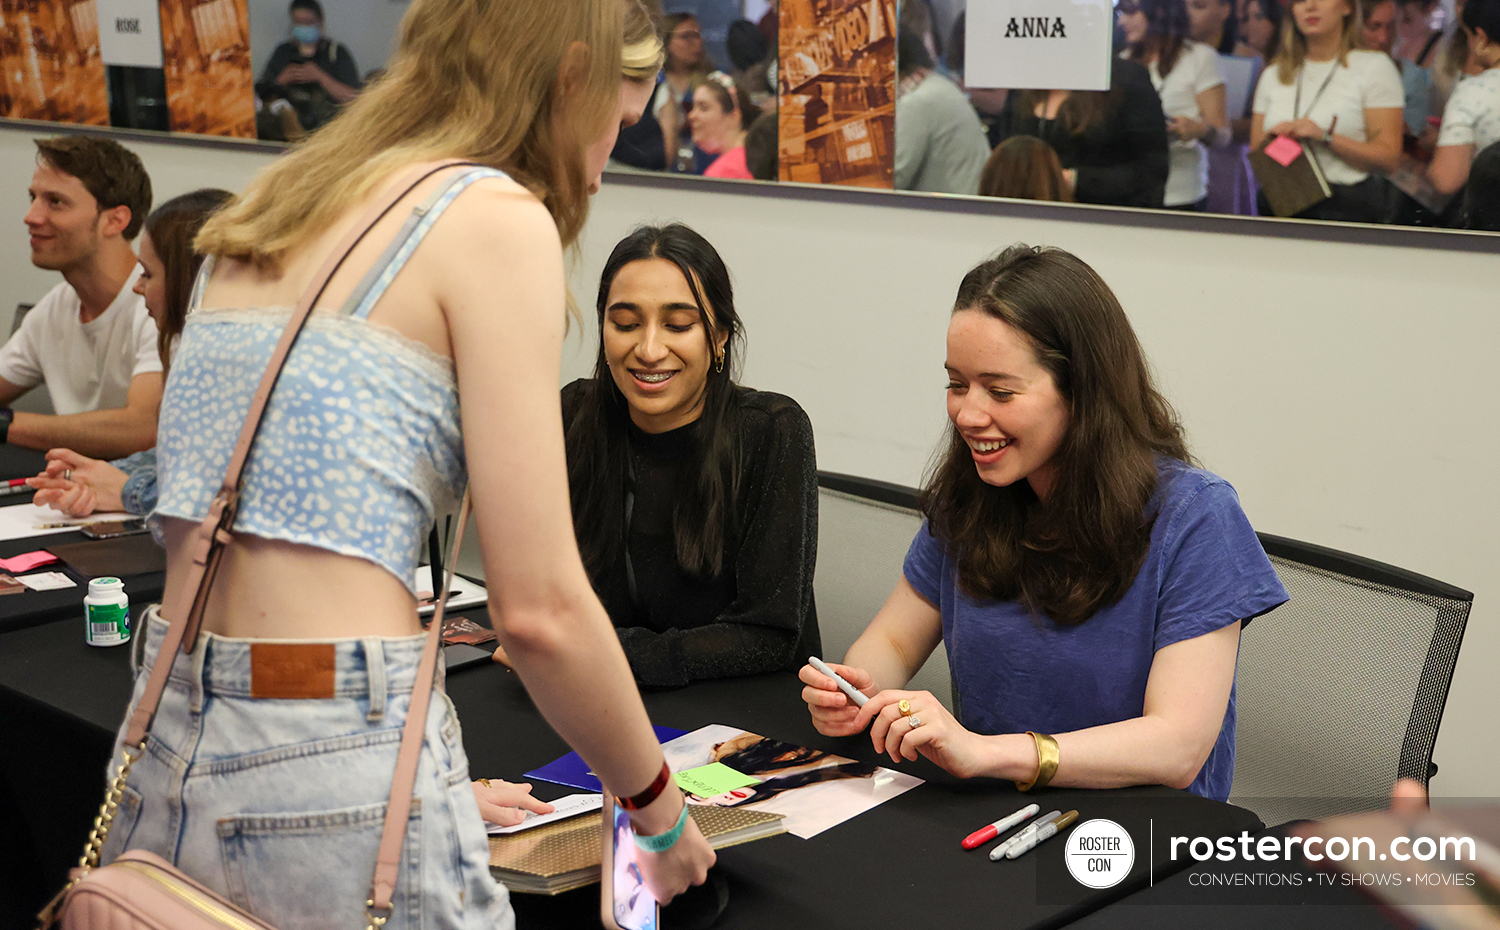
<box><xmin>488</xmin><ymin>804</ymin><xmax>786</xmax><ymax>895</ymax></box>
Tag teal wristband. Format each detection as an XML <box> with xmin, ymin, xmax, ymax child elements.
<box><xmin>632</xmin><ymin>798</ymin><xmax>688</xmax><ymax>854</ymax></box>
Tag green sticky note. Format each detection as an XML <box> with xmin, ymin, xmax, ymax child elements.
<box><xmin>674</xmin><ymin>763</ymin><xmax>760</xmax><ymax>797</ymax></box>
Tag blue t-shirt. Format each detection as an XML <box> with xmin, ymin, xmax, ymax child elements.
<box><xmin>902</xmin><ymin>459</ymin><xmax>1288</xmax><ymax>801</ymax></box>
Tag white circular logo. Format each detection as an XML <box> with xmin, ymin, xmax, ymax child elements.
<box><xmin>1064</xmin><ymin>818</ymin><xmax>1135</xmax><ymax>889</ymax></box>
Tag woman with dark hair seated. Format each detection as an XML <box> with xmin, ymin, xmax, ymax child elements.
<box><xmin>801</xmin><ymin>245</ymin><xmax>1287</xmax><ymax>802</ymax></box>
<box><xmin>994</xmin><ymin>61</ymin><xmax>1171</xmax><ymax>207</ymax></box>
<box><xmin>556</xmin><ymin>223</ymin><xmax>821</xmax><ymax>688</ymax></box>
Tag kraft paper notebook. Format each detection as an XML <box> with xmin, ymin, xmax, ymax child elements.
<box><xmin>1249</xmin><ymin>136</ymin><xmax>1332</xmax><ymax>218</ymax></box>
<box><xmin>488</xmin><ymin>804</ymin><xmax>786</xmax><ymax>895</ymax></box>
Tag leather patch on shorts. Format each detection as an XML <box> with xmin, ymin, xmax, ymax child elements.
<box><xmin>250</xmin><ymin>643</ymin><xmax>337</xmax><ymax>698</ymax></box>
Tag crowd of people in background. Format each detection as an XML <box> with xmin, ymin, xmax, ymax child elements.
<box><xmin>603</xmin><ymin>0</ymin><xmax>1497</xmax><ymax>229</ymax></box>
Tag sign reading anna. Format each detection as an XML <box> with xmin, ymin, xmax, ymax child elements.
<box><xmin>964</xmin><ymin>0</ymin><xmax>1113</xmax><ymax>91</ymax></box>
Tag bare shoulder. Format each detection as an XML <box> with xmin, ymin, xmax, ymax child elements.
<box><xmin>427</xmin><ymin>175</ymin><xmax>560</xmax><ymax>257</ymax></box>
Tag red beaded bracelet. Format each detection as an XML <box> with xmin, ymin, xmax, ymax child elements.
<box><xmin>619</xmin><ymin>760</ymin><xmax>673</xmax><ymax>811</ymax></box>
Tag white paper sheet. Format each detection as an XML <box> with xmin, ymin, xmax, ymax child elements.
<box><xmin>485</xmin><ymin>793</ymin><xmax>603</xmax><ymax>835</ymax></box>
<box><xmin>0</xmin><ymin>505</ymin><xmax>135</xmax><ymax>542</ymax></box>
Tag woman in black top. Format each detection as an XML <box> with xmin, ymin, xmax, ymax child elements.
<box><xmin>562</xmin><ymin>223</ymin><xmax>821</xmax><ymax>688</ymax></box>
<box><xmin>996</xmin><ymin>58</ymin><xmax>1171</xmax><ymax>207</ymax></box>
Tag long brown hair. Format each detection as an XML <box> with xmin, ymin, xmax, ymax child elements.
<box><xmin>1273</xmin><ymin>0</ymin><xmax>1362</xmax><ymax>82</ymax></box>
<box><xmin>1012</xmin><ymin>88</ymin><xmax>1112</xmax><ymax>136</ymax></box>
<box><xmin>921</xmin><ymin>245</ymin><xmax>1192</xmax><ymax>626</ymax></box>
<box><xmin>144</xmin><ymin>188</ymin><xmax>233</xmax><ymax>371</ymax></box>
<box><xmin>1124</xmin><ymin>0</ymin><xmax>1192</xmax><ymax>77</ymax></box>
<box><xmin>979</xmin><ymin>136</ymin><xmax>1074</xmax><ymax>202</ymax></box>
<box><xmin>198</xmin><ymin>0</ymin><xmax>634</xmax><ymax>266</ymax></box>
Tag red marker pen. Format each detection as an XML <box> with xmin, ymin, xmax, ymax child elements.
<box><xmin>962</xmin><ymin>802</ymin><xmax>1040</xmax><ymax>850</ymax></box>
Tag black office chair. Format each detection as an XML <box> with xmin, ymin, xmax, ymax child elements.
<box><xmin>814</xmin><ymin>472</ymin><xmax>953</xmax><ymax>711</ymax></box>
<box><xmin>10</xmin><ymin>303</ymin><xmax>33</xmax><ymax>336</ymax></box>
<box><xmin>1231</xmin><ymin>534</ymin><xmax>1472</xmax><ymax>827</ymax></box>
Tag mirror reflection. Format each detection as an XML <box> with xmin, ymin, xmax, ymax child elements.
<box><xmin>5</xmin><ymin>0</ymin><xmax>1495</xmax><ymax>231</ymax></box>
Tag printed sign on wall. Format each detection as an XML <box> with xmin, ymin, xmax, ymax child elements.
<box><xmin>159</xmin><ymin>0</ymin><xmax>256</xmax><ymax>138</ymax></box>
<box><xmin>778</xmin><ymin>0</ymin><xmax>898</xmax><ymax>188</ymax></box>
<box><xmin>965</xmin><ymin>0</ymin><xmax>1114</xmax><ymax>91</ymax></box>
<box><xmin>98</xmin><ymin>0</ymin><xmax>165</xmax><ymax>67</ymax></box>
<box><xmin>0</xmin><ymin>0</ymin><xmax>110</xmax><ymax>125</ymax></box>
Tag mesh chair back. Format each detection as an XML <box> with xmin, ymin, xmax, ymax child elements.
<box><xmin>815</xmin><ymin>473</ymin><xmax>953</xmax><ymax>711</ymax></box>
<box><xmin>1231</xmin><ymin>534</ymin><xmax>1471</xmax><ymax>827</ymax></box>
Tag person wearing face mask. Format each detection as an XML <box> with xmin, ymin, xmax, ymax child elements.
<box><xmin>1251</xmin><ymin>0</ymin><xmax>1405</xmax><ymax>220</ymax></box>
<box><xmin>548</xmin><ymin>223</ymin><xmax>821</xmax><ymax>690</ymax></box>
<box><xmin>800</xmin><ymin>245</ymin><xmax>1287</xmax><ymax>803</ymax></box>
<box><xmin>27</xmin><ymin>189</ymin><xmax>232</xmax><ymax>518</ymax></box>
<box><xmin>260</xmin><ymin>0</ymin><xmax>361</xmax><ymax>132</ymax></box>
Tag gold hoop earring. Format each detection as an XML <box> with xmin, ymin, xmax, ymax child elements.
<box><xmin>715</xmin><ymin>354</ymin><xmax>724</xmax><ymax>374</ymax></box>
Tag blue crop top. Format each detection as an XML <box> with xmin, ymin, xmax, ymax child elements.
<box><xmin>152</xmin><ymin>166</ymin><xmax>509</xmax><ymax>593</ymax></box>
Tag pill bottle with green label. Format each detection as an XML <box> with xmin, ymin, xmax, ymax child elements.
<box><xmin>85</xmin><ymin>577</ymin><xmax>131</xmax><ymax>647</ymax></box>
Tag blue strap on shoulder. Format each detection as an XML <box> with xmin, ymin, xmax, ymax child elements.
<box><xmin>337</xmin><ymin>165</ymin><xmax>511</xmax><ymax>320</ymax></box>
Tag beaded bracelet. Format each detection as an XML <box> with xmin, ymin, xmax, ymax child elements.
<box><xmin>632</xmin><ymin>797</ymin><xmax>689</xmax><ymax>853</ymax></box>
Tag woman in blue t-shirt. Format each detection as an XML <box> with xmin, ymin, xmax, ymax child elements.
<box><xmin>801</xmin><ymin>245</ymin><xmax>1287</xmax><ymax>801</ymax></box>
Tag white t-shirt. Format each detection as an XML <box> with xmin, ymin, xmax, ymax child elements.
<box><xmin>1436</xmin><ymin>68</ymin><xmax>1500</xmax><ymax>153</ymax></box>
<box><xmin>1143</xmin><ymin>42</ymin><xmax>1226</xmax><ymax>206</ymax></box>
<box><xmin>0</xmin><ymin>269</ymin><xmax>160</xmax><ymax>415</ymax></box>
<box><xmin>1253</xmin><ymin>50</ymin><xmax>1404</xmax><ymax>185</ymax></box>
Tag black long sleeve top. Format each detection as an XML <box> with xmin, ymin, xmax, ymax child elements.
<box><xmin>562</xmin><ymin>380</ymin><xmax>822</xmax><ymax>688</ymax></box>
<box><xmin>997</xmin><ymin>59</ymin><xmax>1170</xmax><ymax>208</ymax></box>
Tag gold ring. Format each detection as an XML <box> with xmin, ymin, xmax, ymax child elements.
<box><xmin>478</xmin><ymin>777</ymin><xmax>492</xmax><ymax>788</ymax></box>
<box><xmin>898</xmin><ymin>698</ymin><xmax>912</xmax><ymax>716</ymax></box>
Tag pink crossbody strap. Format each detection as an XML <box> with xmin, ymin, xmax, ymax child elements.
<box><xmin>116</xmin><ymin>159</ymin><xmax>484</xmax><ymax>918</ymax></box>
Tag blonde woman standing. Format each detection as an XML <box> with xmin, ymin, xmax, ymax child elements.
<box><xmin>101</xmin><ymin>1</ymin><xmax>715</xmax><ymax>926</ymax></box>
<box><xmin>1251</xmin><ymin>0</ymin><xmax>1405</xmax><ymax>220</ymax></box>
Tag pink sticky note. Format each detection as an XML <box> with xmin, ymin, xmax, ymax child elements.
<box><xmin>1264</xmin><ymin>136</ymin><xmax>1304</xmax><ymax>169</ymax></box>
<box><xmin>0</xmin><ymin>550</ymin><xmax>59</xmax><ymax>573</ymax></box>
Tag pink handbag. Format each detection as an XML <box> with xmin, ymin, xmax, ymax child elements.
<box><xmin>37</xmin><ymin>161</ymin><xmax>478</xmax><ymax>930</ymax></box>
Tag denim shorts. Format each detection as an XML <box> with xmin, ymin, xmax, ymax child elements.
<box><xmin>100</xmin><ymin>608</ymin><xmax>512</xmax><ymax>930</ymax></box>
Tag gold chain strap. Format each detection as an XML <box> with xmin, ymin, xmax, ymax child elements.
<box><xmin>364</xmin><ymin>900</ymin><xmax>390</xmax><ymax>930</ymax></box>
<box><xmin>80</xmin><ymin>744</ymin><xmax>142</xmax><ymax>870</ymax></box>
<box><xmin>37</xmin><ymin>744</ymin><xmax>143</xmax><ymax>927</ymax></box>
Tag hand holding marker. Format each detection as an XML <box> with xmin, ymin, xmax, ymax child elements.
<box><xmin>807</xmin><ymin>656</ymin><xmax>868</xmax><ymax>707</ymax></box>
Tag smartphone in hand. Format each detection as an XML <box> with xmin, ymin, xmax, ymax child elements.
<box><xmin>601</xmin><ymin>792</ymin><xmax>659</xmax><ymax>930</ymax></box>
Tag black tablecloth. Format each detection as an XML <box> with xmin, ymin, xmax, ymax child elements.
<box><xmin>2</xmin><ymin>607</ymin><xmax>1267</xmax><ymax>930</ymax></box>
<box><xmin>0</xmin><ymin>446</ymin><xmax>165</xmax><ymax>636</ymax></box>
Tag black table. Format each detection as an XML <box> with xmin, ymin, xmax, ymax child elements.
<box><xmin>1</xmin><ymin>609</ymin><xmax>1266</xmax><ymax>930</ymax></box>
<box><xmin>0</xmin><ymin>445</ymin><xmax>165</xmax><ymax>636</ymax></box>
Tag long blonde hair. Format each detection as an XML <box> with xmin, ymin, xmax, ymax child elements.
<box><xmin>1273</xmin><ymin>0</ymin><xmax>1363</xmax><ymax>82</ymax></box>
<box><xmin>199</xmin><ymin>0</ymin><xmax>631</xmax><ymax>266</ymax></box>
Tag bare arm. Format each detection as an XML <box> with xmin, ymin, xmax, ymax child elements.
<box><xmin>1427</xmin><ymin>142</ymin><xmax>1475</xmax><ymax>195</ymax></box>
<box><xmin>857</xmin><ymin>621</ymin><xmax>1242</xmax><ymax>788</ymax></box>
<box><xmin>800</xmin><ymin>575</ymin><xmax>944</xmax><ymax>735</ymax></box>
<box><xmin>433</xmin><ymin>183</ymin><xmax>712</xmax><ymax>897</ymax></box>
<box><xmin>0</xmin><ymin>376</ymin><xmax>26</xmax><ymax>407</ymax></box>
<box><xmin>1327</xmin><ymin>107</ymin><xmax>1403</xmax><ymax>175</ymax></box>
<box><xmin>6</xmin><ymin>371</ymin><xmax>162</xmax><ymax>459</ymax></box>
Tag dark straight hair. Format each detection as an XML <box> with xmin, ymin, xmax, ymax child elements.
<box><xmin>921</xmin><ymin>245</ymin><xmax>1192</xmax><ymax>626</ymax></box>
<box><xmin>144</xmin><ymin>188</ymin><xmax>233</xmax><ymax>371</ymax></box>
<box><xmin>566</xmin><ymin>223</ymin><xmax>746</xmax><ymax>581</ymax></box>
<box><xmin>1125</xmin><ymin>0</ymin><xmax>1192</xmax><ymax>76</ymax></box>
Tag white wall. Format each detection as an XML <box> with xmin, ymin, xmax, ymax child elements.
<box><xmin>3</xmin><ymin>123</ymin><xmax>1495</xmax><ymax>798</ymax></box>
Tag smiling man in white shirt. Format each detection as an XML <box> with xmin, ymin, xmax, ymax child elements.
<box><xmin>0</xmin><ymin>136</ymin><xmax>161</xmax><ymax>460</ymax></box>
